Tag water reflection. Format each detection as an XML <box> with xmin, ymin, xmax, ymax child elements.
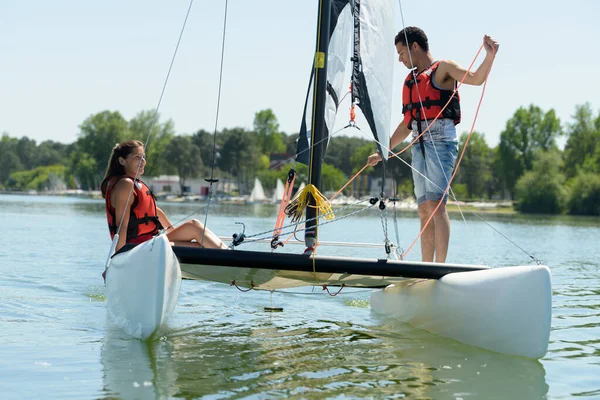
<box><xmin>100</xmin><ymin>317</ymin><xmax>548</xmax><ymax>399</ymax></box>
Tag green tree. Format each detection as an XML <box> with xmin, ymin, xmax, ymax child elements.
<box><xmin>515</xmin><ymin>150</ymin><xmax>568</xmax><ymax>214</ymax></box>
<box><xmin>567</xmin><ymin>171</ymin><xmax>600</xmax><ymax>215</ymax></box>
<box><xmin>563</xmin><ymin>103</ymin><xmax>600</xmax><ymax>178</ymax></box>
<box><xmin>0</xmin><ymin>134</ymin><xmax>23</xmax><ymax>185</ymax></box>
<box><xmin>191</xmin><ymin>129</ymin><xmax>218</xmax><ymax>173</ymax></box>
<box><xmin>16</xmin><ymin>137</ymin><xmax>38</xmax><ymax>170</ymax></box>
<box><xmin>253</xmin><ymin>109</ymin><xmax>286</xmax><ymax>155</ymax></box>
<box><xmin>70</xmin><ymin>151</ymin><xmax>98</xmax><ymax>190</ymax></box>
<box><xmin>6</xmin><ymin>165</ymin><xmax>70</xmax><ymax>191</ymax></box>
<box><xmin>324</xmin><ymin>136</ymin><xmax>371</xmax><ymax>176</ymax></box>
<box><xmin>320</xmin><ymin>163</ymin><xmax>348</xmax><ymax>193</ymax></box>
<box><xmin>283</xmin><ymin>132</ymin><xmax>299</xmax><ymax>156</ymax></box>
<box><xmin>457</xmin><ymin>131</ymin><xmax>492</xmax><ymax>199</ymax></box>
<box><xmin>77</xmin><ymin>110</ymin><xmax>129</xmax><ymax>186</ymax></box>
<box><xmin>499</xmin><ymin>105</ymin><xmax>562</xmax><ymax>198</ymax></box>
<box><xmin>128</xmin><ymin>110</ymin><xmax>176</xmax><ymax>176</ymax></box>
<box><xmin>37</xmin><ymin>140</ymin><xmax>69</xmax><ymax>166</ymax></box>
<box><xmin>218</xmin><ymin>128</ymin><xmax>261</xmax><ymax>194</ymax></box>
<box><xmin>163</xmin><ymin>135</ymin><xmax>203</xmax><ymax>195</ymax></box>
<box><xmin>350</xmin><ymin>143</ymin><xmax>376</xmax><ymax>175</ymax></box>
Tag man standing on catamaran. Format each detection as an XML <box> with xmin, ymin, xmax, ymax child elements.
<box><xmin>367</xmin><ymin>27</ymin><xmax>499</xmax><ymax>263</ymax></box>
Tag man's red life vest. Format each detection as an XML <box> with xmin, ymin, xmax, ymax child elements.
<box><xmin>402</xmin><ymin>61</ymin><xmax>461</xmax><ymax>129</ymax></box>
<box><xmin>105</xmin><ymin>176</ymin><xmax>162</xmax><ymax>244</ymax></box>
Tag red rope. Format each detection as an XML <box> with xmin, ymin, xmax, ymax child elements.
<box><xmin>402</xmin><ymin>49</ymin><xmax>496</xmax><ymax>258</ymax></box>
<box><xmin>325</xmin><ymin>46</ymin><xmax>484</xmax><ymax>205</ymax></box>
<box><xmin>322</xmin><ymin>284</ymin><xmax>345</xmax><ymax>296</ymax></box>
<box><xmin>231</xmin><ymin>280</ymin><xmax>254</xmax><ymax>292</ymax></box>
<box><xmin>272</xmin><ymin>173</ymin><xmax>296</xmax><ymax>247</ymax></box>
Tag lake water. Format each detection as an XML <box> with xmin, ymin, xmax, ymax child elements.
<box><xmin>0</xmin><ymin>194</ymin><xmax>598</xmax><ymax>399</ymax></box>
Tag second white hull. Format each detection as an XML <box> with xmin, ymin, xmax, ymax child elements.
<box><xmin>370</xmin><ymin>265</ymin><xmax>552</xmax><ymax>359</ymax></box>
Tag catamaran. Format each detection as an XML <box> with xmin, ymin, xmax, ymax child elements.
<box><xmin>103</xmin><ymin>0</ymin><xmax>551</xmax><ymax>358</ymax></box>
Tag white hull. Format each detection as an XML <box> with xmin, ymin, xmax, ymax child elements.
<box><xmin>105</xmin><ymin>234</ymin><xmax>182</xmax><ymax>339</ymax></box>
<box><xmin>370</xmin><ymin>265</ymin><xmax>552</xmax><ymax>359</ymax></box>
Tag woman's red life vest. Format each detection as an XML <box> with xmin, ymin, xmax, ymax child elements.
<box><xmin>402</xmin><ymin>61</ymin><xmax>461</xmax><ymax>129</ymax></box>
<box><xmin>105</xmin><ymin>176</ymin><xmax>163</xmax><ymax>244</ymax></box>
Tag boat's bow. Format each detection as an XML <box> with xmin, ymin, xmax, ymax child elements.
<box><xmin>370</xmin><ymin>265</ymin><xmax>552</xmax><ymax>359</ymax></box>
<box><xmin>105</xmin><ymin>234</ymin><xmax>182</xmax><ymax>339</ymax></box>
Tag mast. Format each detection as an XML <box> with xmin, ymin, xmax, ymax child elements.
<box><xmin>305</xmin><ymin>0</ymin><xmax>332</xmax><ymax>249</ymax></box>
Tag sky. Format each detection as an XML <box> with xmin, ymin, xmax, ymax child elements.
<box><xmin>1</xmin><ymin>0</ymin><xmax>599</xmax><ymax>149</ymax></box>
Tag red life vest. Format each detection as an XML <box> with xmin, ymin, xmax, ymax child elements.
<box><xmin>402</xmin><ymin>61</ymin><xmax>461</xmax><ymax>129</ymax></box>
<box><xmin>105</xmin><ymin>176</ymin><xmax>162</xmax><ymax>244</ymax></box>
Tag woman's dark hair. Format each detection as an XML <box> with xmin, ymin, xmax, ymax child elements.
<box><xmin>395</xmin><ymin>26</ymin><xmax>429</xmax><ymax>52</ymax></box>
<box><xmin>100</xmin><ymin>140</ymin><xmax>144</xmax><ymax>198</ymax></box>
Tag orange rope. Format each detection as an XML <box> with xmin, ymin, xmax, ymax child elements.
<box><xmin>326</xmin><ymin>45</ymin><xmax>485</xmax><ymax>206</ymax></box>
<box><xmin>389</xmin><ymin>45</ymin><xmax>484</xmax><ymax>159</ymax></box>
<box><xmin>402</xmin><ymin>49</ymin><xmax>496</xmax><ymax>258</ymax></box>
<box><xmin>272</xmin><ymin>172</ymin><xmax>296</xmax><ymax>247</ymax></box>
<box><xmin>329</xmin><ymin>164</ymin><xmax>368</xmax><ymax>202</ymax></box>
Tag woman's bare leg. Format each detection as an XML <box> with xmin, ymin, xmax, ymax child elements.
<box><xmin>166</xmin><ymin>219</ymin><xmax>228</xmax><ymax>249</ymax></box>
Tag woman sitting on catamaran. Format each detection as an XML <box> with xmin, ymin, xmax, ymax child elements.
<box><xmin>100</xmin><ymin>140</ymin><xmax>228</xmax><ymax>252</ymax></box>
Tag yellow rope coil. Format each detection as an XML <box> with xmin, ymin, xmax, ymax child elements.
<box><xmin>285</xmin><ymin>184</ymin><xmax>335</xmax><ymax>223</ymax></box>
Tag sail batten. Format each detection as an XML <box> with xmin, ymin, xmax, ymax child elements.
<box><xmin>296</xmin><ymin>0</ymin><xmax>395</xmax><ymax>166</ymax></box>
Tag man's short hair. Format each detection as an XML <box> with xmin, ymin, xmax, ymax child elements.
<box><xmin>395</xmin><ymin>27</ymin><xmax>429</xmax><ymax>52</ymax></box>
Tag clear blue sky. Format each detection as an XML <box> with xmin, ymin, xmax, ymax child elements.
<box><xmin>1</xmin><ymin>0</ymin><xmax>598</xmax><ymax>148</ymax></box>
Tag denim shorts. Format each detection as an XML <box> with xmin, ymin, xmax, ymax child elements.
<box><xmin>411</xmin><ymin>129</ymin><xmax>459</xmax><ymax>206</ymax></box>
<box><xmin>411</xmin><ymin>118</ymin><xmax>458</xmax><ymax>142</ymax></box>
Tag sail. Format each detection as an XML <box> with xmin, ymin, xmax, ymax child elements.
<box><xmin>249</xmin><ymin>178</ymin><xmax>266</xmax><ymax>202</ymax></box>
<box><xmin>353</xmin><ymin>0</ymin><xmax>395</xmax><ymax>159</ymax></box>
<box><xmin>296</xmin><ymin>0</ymin><xmax>353</xmax><ymax>165</ymax></box>
<box><xmin>296</xmin><ymin>0</ymin><xmax>395</xmax><ymax>164</ymax></box>
<box><xmin>272</xmin><ymin>179</ymin><xmax>285</xmax><ymax>203</ymax></box>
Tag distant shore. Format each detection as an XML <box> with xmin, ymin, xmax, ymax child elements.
<box><xmin>0</xmin><ymin>190</ymin><xmax>516</xmax><ymax>213</ymax></box>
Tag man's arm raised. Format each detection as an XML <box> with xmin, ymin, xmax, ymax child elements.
<box><xmin>437</xmin><ymin>35</ymin><xmax>499</xmax><ymax>87</ymax></box>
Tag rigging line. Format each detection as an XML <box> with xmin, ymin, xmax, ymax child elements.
<box><xmin>398</xmin><ymin>6</ymin><xmax>484</xmax><ymax>228</ymax></box>
<box><xmin>222</xmin><ymin>121</ymin><xmax>356</xmax><ymax>201</ymax></box>
<box><xmin>356</xmin><ymin>126</ymin><xmax>535</xmax><ymax>262</ymax></box>
<box><xmin>388</xmin><ymin>46</ymin><xmax>483</xmax><ymax>159</ymax></box>
<box><xmin>200</xmin><ymin>0</ymin><xmax>229</xmax><ymax>247</ymax></box>
<box><xmin>107</xmin><ymin>0</ymin><xmax>195</xmax><ymax>268</ymax></box>
<box><xmin>242</xmin><ymin>200</ymin><xmax>375</xmax><ymax>244</ymax></box>
<box><xmin>457</xmin><ymin>204</ymin><xmax>542</xmax><ymax>264</ymax></box>
<box><xmin>326</xmin><ymin>44</ymin><xmax>483</xmax><ymax>207</ymax></box>
<box><xmin>355</xmin><ymin>128</ymin><xmax>447</xmax><ymax>196</ymax></box>
<box><xmin>160</xmin><ymin>121</ymin><xmax>356</xmax><ymax>236</ymax></box>
<box><xmin>403</xmin><ymin>54</ymin><xmax>496</xmax><ymax>259</ymax></box>
<box><xmin>397</xmin><ymin>2</ymin><xmax>485</xmax><ymax>254</ymax></box>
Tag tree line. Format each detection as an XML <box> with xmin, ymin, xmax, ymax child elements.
<box><xmin>1</xmin><ymin>103</ymin><xmax>599</xmax><ymax>215</ymax></box>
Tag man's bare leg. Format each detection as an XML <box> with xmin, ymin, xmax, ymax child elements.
<box><xmin>418</xmin><ymin>202</ymin><xmax>435</xmax><ymax>262</ymax></box>
<box><xmin>432</xmin><ymin>202</ymin><xmax>450</xmax><ymax>263</ymax></box>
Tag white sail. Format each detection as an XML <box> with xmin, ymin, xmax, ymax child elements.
<box><xmin>249</xmin><ymin>178</ymin><xmax>266</xmax><ymax>202</ymax></box>
<box><xmin>356</xmin><ymin>0</ymin><xmax>396</xmax><ymax>158</ymax></box>
<box><xmin>296</xmin><ymin>1</ymin><xmax>353</xmax><ymax>164</ymax></box>
<box><xmin>272</xmin><ymin>179</ymin><xmax>285</xmax><ymax>203</ymax></box>
<box><xmin>296</xmin><ymin>0</ymin><xmax>396</xmax><ymax>163</ymax></box>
